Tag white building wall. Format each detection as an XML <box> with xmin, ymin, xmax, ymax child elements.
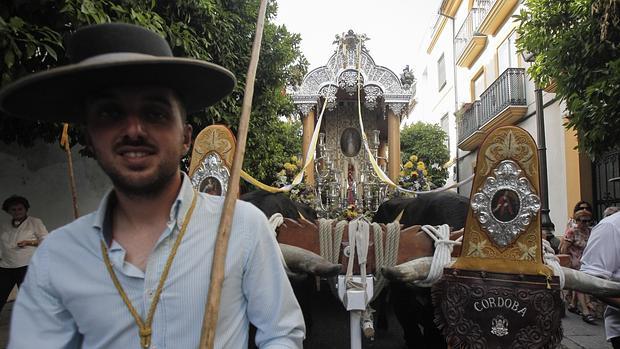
<box><xmin>0</xmin><ymin>141</ymin><xmax>110</xmax><ymax>231</ymax></box>
<box><xmin>449</xmin><ymin>1</ymin><xmax>569</xmax><ymax>233</ymax></box>
<box><xmin>409</xmin><ymin>10</ymin><xmax>458</xmax><ymax>186</ymax></box>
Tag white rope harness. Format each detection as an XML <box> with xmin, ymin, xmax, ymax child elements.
<box><xmin>318</xmin><ymin>219</ymin><xmax>347</xmax><ymax>264</ymax></box>
<box><xmin>268</xmin><ymin>213</ymin><xmax>291</xmax><ymax>273</ymax></box>
<box><xmin>319</xmin><ymin>219</ymin><xmax>400</xmax><ymax>301</ymax></box>
<box><xmin>542</xmin><ymin>239</ymin><xmax>565</xmax><ymax>289</ymax></box>
<box><xmin>371</xmin><ymin>222</ymin><xmax>400</xmax><ymax>300</ymax></box>
<box><xmin>345</xmin><ymin>220</ymin><xmax>370</xmax><ymax>295</ymax></box>
<box><xmin>414</xmin><ymin>224</ymin><xmax>462</xmax><ymax>287</ymax></box>
<box><xmin>268</xmin><ymin>213</ymin><xmax>284</xmax><ymax>232</ymax></box>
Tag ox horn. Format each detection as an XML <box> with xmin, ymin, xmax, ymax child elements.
<box><xmin>280</xmin><ymin>243</ymin><xmax>342</xmax><ymax>277</ymax></box>
<box><xmin>562</xmin><ymin>268</ymin><xmax>620</xmax><ymax>298</ymax></box>
<box><xmin>382</xmin><ymin>257</ymin><xmax>620</xmax><ymax>298</ymax></box>
<box><xmin>381</xmin><ymin>257</ymin><xmax>435</xmax><ymax>283</ymax></box>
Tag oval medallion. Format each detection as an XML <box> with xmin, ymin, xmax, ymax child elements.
<box><xmin>340</xmin><ymin>127</ymin><xmax>362</xmax><ymax>157</ymax></box>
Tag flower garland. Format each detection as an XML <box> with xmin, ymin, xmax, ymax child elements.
<box><xmin>399</xmin><ymin>154</ymin><xmax>431</xmax><ymax>192</ymax></box>
<box><xmin>273</xmin><ymin>156</ymin><xmax>316</xmax><ymax>207</ymax></box>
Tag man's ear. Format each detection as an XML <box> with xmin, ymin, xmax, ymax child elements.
<box><xmin>83</xmin><ymin>127</ymin><xmax>95</xmax><ymax>155</ymax></box>
<box><xmin>183</xmin><ymin>123</ymin><xmax>193</xmax><ymax>155</ymax></box>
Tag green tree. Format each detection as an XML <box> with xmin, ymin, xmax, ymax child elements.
<box><xmin>516</xmin><ymin>0</ymin><xmax>620</xmax><ymax>157</ymax></box>
<box><xmin>0</xmin><ymin>0</ymin><xmax>308</xmax><ymax>183</ymax></box>
<box><xmin>400</xmin><ymin>121</ymin><xmax>450</xmax><ymax>187</ymax></box>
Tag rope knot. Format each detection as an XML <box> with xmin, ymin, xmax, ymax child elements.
<box><xmin>434</xmin><ymin>238</ymin><xmax>459</xmax><ymax>251</ymax></box>
<box><xmin>139</xmin><ymin>327</ymin><xmax>152</xmax><ymax>348</ymax></box>
<box><xmin>139</xmin><ymin>328</ymin><xmax>152</xmax><ymax>337</ymax></box>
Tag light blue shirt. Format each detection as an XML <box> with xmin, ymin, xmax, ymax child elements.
<box><xmin>581</xmin><ymin>212</ymin><xmax>620</xmax><ymax>340</ymax></box>
<box><xmin>9</xmin><ymin>174</ymin><xmax>305</xmax><ymax>348</ymax></box>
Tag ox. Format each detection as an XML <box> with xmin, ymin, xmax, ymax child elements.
<box><xmin>240</xmin><ymin>190</ymin><xmax>331</xmax><ymax>338</ymax></box>
<box><xmin>373</xmin><ymin>191</ymin><xmax>469</xmax><ymax>349</ymax></box>
<box><xmin>241</xmin><ymin>189</ymin><xmax>620</xmax><ymax>348</ymax></box>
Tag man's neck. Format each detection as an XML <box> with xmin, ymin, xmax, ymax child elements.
<box><xmin>113</xmin><ymin>173</ymin><xmax>183</xmax><ymax>226</ymax></box>
<box><xmin>110</xmin><ymin>173</ymin><xmax>184</xmax><ymax>271</ymax></box>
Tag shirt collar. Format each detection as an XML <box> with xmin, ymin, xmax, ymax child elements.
<box><xmin>92</xmin><ymin>172</ymin><xmax>196</xmax><ymax>237</ymax></box>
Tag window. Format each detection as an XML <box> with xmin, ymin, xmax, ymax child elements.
<box><xmin>437</xmin><ymin>54</ymin><xmax>446</xmax><ymax>91</ymax></box>
<box><xmin>441</xmin><ymin>113</ymin><xmax>450</xmax><ymax>151</ymax></box>
<box><xmin>497</xmin><ymin>31</ymin><xmax>518</xmax><ymax>75</ymax></box>
<box><xmin>471</xmin><ymin>68</ymin><xmax>485</xmax><ymax>101</ymax></box>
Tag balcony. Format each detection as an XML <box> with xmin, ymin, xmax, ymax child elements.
<box><xmin>458</xmin><ymin>68</ymin><xmax>528</xmax><ymax>150</ymax></box>
<box><xmin>478</xmin><ymin>0</ymin><xmax>520</xmax><ymax>36</ymax></box>
<box><xmin>440</xmin><ymin>0</ymin><xmax>464</xmax><ymax>17</ymax></box>
<box><xmin>455</xmin><ymin>8</ymin><xmax>488</xmax><ymax>68</ymax></box>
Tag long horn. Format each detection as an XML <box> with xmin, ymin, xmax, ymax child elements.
<box><xmin>562</xmin><ymin>267</ymin><xmax>620</xmax><ymax>297</ymax></box>
<box><xmin>381</xmin><ymin>257</ymin><xmax>434</xmax><ymax>283</ymax></box>
<box><xmin>280</xmin><ymin>243</ymin><xmax>342</xmax><ymax>277</ymax></box>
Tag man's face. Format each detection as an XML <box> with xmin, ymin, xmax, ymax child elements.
<box><xmin>8</xmin><ymin>203</ymin><xmax>27</xmax><ymax>221</ymax></box>
<box><xmin>85</xmin><ymin>86</ymin><xmax>192</xmax><ymax>197</ymax></box>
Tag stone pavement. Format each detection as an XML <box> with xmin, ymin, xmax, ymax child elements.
<box><xmin>561</xmin><ymin>308</ymin><xmax>611</xmax><ymax>349</ymax></box>
<box><xmin>0</xmin><ymin>298</ymin><xmax>612</xmax><ymax>348</ymax></box>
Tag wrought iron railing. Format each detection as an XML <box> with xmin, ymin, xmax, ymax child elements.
<box><xmin>593</xmin><ymin>149</ymin><xmax>620</xmax><ymax>219</ymax></box>
<box><xmin>455</xmin><ymin>7</ymin><xmax>488</xmax><ymax>59</ymax></box>
<box><xmin>458</xmin><ymin>101</ymin><xmax>481</xmax><ymax>142</ymax></box>
<box><xmin>458</xmin><ymin>68</ymin><xmax>527</xmax><ymax>143</ymax></box>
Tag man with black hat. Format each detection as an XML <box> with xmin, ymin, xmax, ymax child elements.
<box><xmin>0</xmin><ymin>23</ymin><xmax>304</xmax><ymax>348</ymax></box>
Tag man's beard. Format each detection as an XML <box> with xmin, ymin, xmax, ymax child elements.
<box><xmin>97</xmin><ymin>158</ymin><xmax>180</xmax><ymax>198</ymax></box>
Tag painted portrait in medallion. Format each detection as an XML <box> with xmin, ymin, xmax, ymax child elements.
<box><xmin>340</xmin><ymin>127</ymin><xmax>362</xmax><ymax>157</ymax></box>
<box><xmin>491</xmin><ymin>189</ymin><xmax>520</xmax><ymax>222</ymax></box>
<box><xmin>200</xmin><ymin>176</ymin><xmax>223</xmax><ymax>196</ymax></box>
<box><xmin>471</xmin><ymin>160</ymin><xmax>541</xmax><ymax>247</ymax></box>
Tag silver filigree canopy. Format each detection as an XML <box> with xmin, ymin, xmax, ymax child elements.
<box><xmin>363</xmin><ymin>85</ymin><xmax>383</xmax><ymax>110</ymax></box>
<box><xmin>290</xmin><ymin>30</ymin><xmax>413</xmax><ymax>116</ymax></box>
<box><xmin>471</xmin><ymin>160</ymin><xmax>541</xmax><ymax>247</ymax></box>
<box><xmin>191</xmin><ymin>152</ymin><xmax>230</xmax><ymax>196</ymax></box>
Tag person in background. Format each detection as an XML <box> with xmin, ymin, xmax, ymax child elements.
<box><xmin>604</xmin><ymin>206</ymin><xmax>620</xmax><ymax>218</ymax></box>
<box><xmin>566</xmin><ymin>200</ymin><xmax>594</xmax><ymax>230</ymax></box>
<box><xmin>561</xmin><ymin>207</ymin><xmax>597</xmax><ymax>323</ymax></box>
<box><xmin>0</xmin><ymin>195</ymin><xmax>48</xmax><ymax>313</ymax></box>
<box><xmin>581</xmin><ymin>194</ymin><xmax>620</xmax><ymax>347</ymax></box>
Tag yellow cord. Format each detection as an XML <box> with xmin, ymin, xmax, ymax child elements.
<box><xmin>100</xmin><ymin>191</ymin><xmax>198</xmax><ymax>348</ymax></box>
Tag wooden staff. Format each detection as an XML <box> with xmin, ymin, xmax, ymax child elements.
<box><xmin>199</xmin><ymin>0</ymin><xmax>269</xmax><ymax>348</ymax></box>
<box><xmin>60</xmin><ymin>123</ymin><xmax>79</xmax><ymax>219</ymax></box>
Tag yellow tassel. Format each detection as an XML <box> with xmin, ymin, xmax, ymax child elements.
<box><xmin>60</xmin><ymin>123</ymin><xmax>69</xmax><ymax>149</ymax></box>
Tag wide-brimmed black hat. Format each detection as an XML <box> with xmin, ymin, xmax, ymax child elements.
<box><xmin>0</xmin><ymin>23</ymin><xmax>236</xmax><ymax>122</ymax></box>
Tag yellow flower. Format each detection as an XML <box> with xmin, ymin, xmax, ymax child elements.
<box><xmin>411</xmin><ymin>172</ymin><xmax>418</xmax><ymax>178</ymax></box>
<box><xmin>404</xmin><ymin>161</ymin><xmax>414</xmax><ymax>169</ymax></box>
<box><xmin>417</xmin><ymin>161</ymin><xmax>426</xmax><ymax>171</ymax></box>
<box><xmin>290</xmin><ymin>155</ymin><xmax>298</xmax><ymax>163</ymax></box>
<box><xmin>284</xmin><ymin>163</ymin><xmax>296</xmax><ymax>172</ymax></box>
<box><xmin>400</xmin><ymin>170</ymin><xmax>406</xmax><ymax>176</ymax></box>
<box><xmin>423</xmin><ymin>169</ymin><xmax>428</xmax><ymax>176</ymax></box>
<box><xmin>409</xmin><ymin>155</ymin><xmax>418</xmax><ymax>162</ymax></box>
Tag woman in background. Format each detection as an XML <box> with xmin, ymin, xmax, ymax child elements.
<box><xmin>561</xmin><ymin>206</ymin><xmax>597</xmax><ymax>323</ymax></box>
<box><xmin>0</xmin><ymin>195</ymin><xmax>48</xmax><ymax>313</ymax></box>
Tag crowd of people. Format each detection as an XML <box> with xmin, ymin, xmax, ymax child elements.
<box><xmin>557</xmin><ymin>195</ymin><xmax>620</xmax><ymax>348</ymax></box>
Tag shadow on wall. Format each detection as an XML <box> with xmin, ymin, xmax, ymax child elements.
<box><xmin>0</xmin><ymin>141</ymin><xmax>111</xmax><ymax>230</ymax></box>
